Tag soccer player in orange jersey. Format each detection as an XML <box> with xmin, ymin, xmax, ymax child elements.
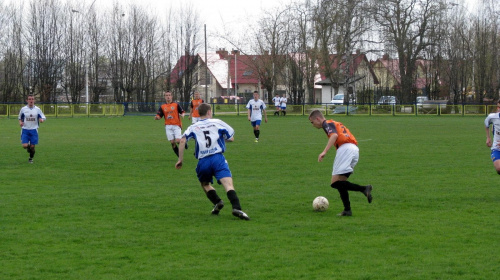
<box><xmin>309</xmin><ymin>110</ymin><xmax>373</xmax><ymax>216</ymax></box>
<box><xmin>189</xmin><ymin>91</ymin><xmax>204</xmax><ymax>124</ymax></box>
<box><xmin>155</xmin><ymin>91</ymin><xmax>186</xmax><ymax>157</ymax></box>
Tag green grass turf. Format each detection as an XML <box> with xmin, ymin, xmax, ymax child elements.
<box><xmin>1</xmin><ymin>115</ymin><xmax>499</xmax><ymax>279</ymax></box>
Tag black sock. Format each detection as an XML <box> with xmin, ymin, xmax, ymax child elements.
<box><xmin>226</xmin><ymin>190</ymin><xmax>241</xmax><ymax>210</ymax></box>
<box><xmin>173</xmin><ymin>146</ymin><xmax>179</xmax><ymax>157</ymax></box>
<box><xmin>331</xmin><ymin>181</ymin><xmax>351</xmax><ymax>211</ymax></box>
<box><xmin>283</xmin><ymin>111</ymin><xmax>286</xmax><ymax>116</ymax></box>
<box><xmin>254</xmin><ymin>130</ymin><xmax>260</xmax><ymax>139</ymax></box>
<box><xmin>206</xmin><ymin>189</ymin><xmax>222</xmax><ymax>205</ymax></box>
<box><xmin>29</xmin><ymin>147</ymin><xmax>35</xmax><ymax>158</ymax></box>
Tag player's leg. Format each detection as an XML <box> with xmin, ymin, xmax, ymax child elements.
<box><xmin>330</xmin><ymin>144</ymin><xmax>367</xmax><ymax>215</ymax></box>
<box><xmin>200</xmin><ymin>181</ymin><xmax>225</xmax><ymax>215</ymax></box>
<box><xmin>21</xmin><ymin>130</ymin><xmax>32</xmax><ymax>163</ymax></box>
<box><xmin>219</xmin><ymin>177</ymin><xmax>249</xmax><ymax>220</ymax></box>
<box><xmin>213</xmin><ymin>155</ymin><xmax>249</xmax><ymax>220</ymax></box>
<box><xmin>331</xmin><ymin>176</ymin><xmax>352</xmax><ymax>216</ymax></box>
<box><xmin>253</xmin><ymin>120</ymin><xmax>261</xmax><ymax>142</ymax></box>
<box><xmin>492</xmin><ymin>151</ymin><xmax>500</xmax><ymax>175</ymax></box>
<box><xmin>27</xmin><ymin>130</ymin><xmax>38</xmax><ymax>163</ymax></box>
<box><xmin>196</xmin><ymin>157</ymin><xmax>224</xmax><ymax>215</ymax></box>
<box><xmin>165</xmin><ymin>126</ymin><xmax>179</xmax><ymax>156</ymax></box>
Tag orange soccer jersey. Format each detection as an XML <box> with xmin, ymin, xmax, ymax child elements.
<box><xmin>190</xmin><ymin>99</ymin><xmax>204</xmax><ymax>118</ymax></box>
<box><xmin>157</xmin><ymin>102</ymin><xmax>185</xmax><ymax>127</ymax></box>
<box><xmin>322</xmin><ymin>120</ymin><xmax>358</xmax><ymax>149</ymax></box>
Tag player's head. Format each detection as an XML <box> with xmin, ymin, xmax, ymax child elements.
<box><xmin>194</xmin><ymin>91</ymin><xmax>200</xmax><ymax>99</ymax></box>
<box><xmin>164</xmin><ymin>91</ymin><xmax>173</xmax><ymax>102</ymax></box>
<box><xmin>198</xmin><ymin>103</ymin><xmax>212</xmax><ymax>117</ymax></box>
<box><xmin>308</xmin><ymin>110</ymin><xmax>325</xmax><ymax>129</ymax></box>
<box><xmin>27</xmin><ymin>95</ymin><xmax>35</xmax><ymax>106</ymax></box>
<box><xmin>253</xmin><ymin>91</ymin><xmax>259</xmax><ymax>100</ymax></box>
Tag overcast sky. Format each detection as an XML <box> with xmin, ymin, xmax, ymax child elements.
<box><xmin>5</xmin><ymin>0</ymin><xmax>480</xmax><ymax>52</ymax></box>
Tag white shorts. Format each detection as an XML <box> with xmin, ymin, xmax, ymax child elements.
<box><xmin>165</xmin><ymin>125</ymin><xmax>182</xmax><ymax>141</ymax></box>
<box><xmin>332</xmin><ymin>143</ymin><xmax>359</xmax><ymax>175</ymax></box>
<box><xmin>191</xmin><ymin>117</ymin><xmax>200</xmax><ymax>124</ymax></box>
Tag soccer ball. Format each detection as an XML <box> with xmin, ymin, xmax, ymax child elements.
<box><xmin>313</xmin><ymin>196</ymin><xmax>329</xmax><ymax>212</ymax></box>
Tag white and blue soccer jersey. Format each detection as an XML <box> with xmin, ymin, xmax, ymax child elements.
<box><xmin>183</xmin><ymin>118</ymin><xmax>234</xmax><ymax>159</ymax></box>
<box><xmin>485</xmin><ymin>112</ymin><xmax>500</xmax><ymax>151</ymax></box>
<box><xmin>280</xmin><ymin>97</ymin><xmax>287</xmax><ymax>108</ymax></box>
<box><xmin>272</xmin><ymin>96</ymin><xmax>280</xmax><ymax>106</ymax></box>
<box><xmin>18</xmin><ymin>105</ymin><xmax>46</xmax><ymax>130</ymax></box>
<box><xmin>246</xmin><ymin>99</ymin><xmax>266</xmax><ymax>122</ymax></box>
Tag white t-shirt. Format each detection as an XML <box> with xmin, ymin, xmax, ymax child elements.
<box><xmin>183</xmin><ymin>118</ymin><xmax>234</xmax><ymax>159</ymax></box>
<box><xmin>280</xmin><ymin>97</ymin><xmax>287</xmax><ymax>108</ymax></box>
<box><xmin>18</xmin><ymin>105</ymin><xmax>46</xmax><ymax>130</ymax></box>
<box><xmin>272</xmin><ymin>96</ymin><xmax>280</xmax><ymax>106</ymax></box>
<box><xmin>246</xmin><ymin>99</ymin><xmax>266</xmax><ymax>122</ymax></box>
<box><xmin>485</xmin><ymin>112</ymin><xmax>500</xmax><ymax>151</ymax></box>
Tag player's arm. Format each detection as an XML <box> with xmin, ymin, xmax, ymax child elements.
<box><xmin>18</xmin><ymin>113</ymin><xmax>24</xmax><ymax>127</ymax></box>
<box><xmin>486</xmin><ymin>126</ymin><xmax>492</xmax><ymax>147</ymax></box>
<box><xmin>263</xmin><ymin>108</ymin><xmax>268</xmax><ymax>123</ymax></box>
<box><xmin>188</xmin><ymin>101</ymin><xmax>193</xmax><ymax>119</ymax></box>
<box><xmin>178</xmin><ymin>104</ymin><xmax>185</xmax><ymax>118</ymax></box>
<box><xmin>175</xmin><ymin>136</ymin><xmax>187</xmax><ymax>169</ymax></box>
<box><xmin>38</xmin><ymin>110</ymin><xmax>46</xmax><ymax>123</ymax></box>
<box><xmin>319</xmin><ymin>133</ymin><xmax>338</xmax><ymax>162</ymax></box>
<box><xmin>154</xmin><ymin>107</ymin><xmax>163</xmax><ymax>120</ymax></box>
<box><xmin>247</xmin><ymin>108</ymin><xmax>251</xmax><ymax>121</ymax></box>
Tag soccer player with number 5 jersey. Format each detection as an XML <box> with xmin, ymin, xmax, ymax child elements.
<box><xmin>175</xmin><ymin>103</ymin><xmax>250</xmax><ymax>220</ymax></box>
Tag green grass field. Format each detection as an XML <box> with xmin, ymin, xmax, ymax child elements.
<box><xmin>1</xmin><ymin>115</ymin><xmax>498</xmax><ymax>279</ymax></box>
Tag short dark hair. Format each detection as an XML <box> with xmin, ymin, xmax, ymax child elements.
<box><xmin>308</xmin><ymin>110</ymin><xmax>324</xmax><ymax>119</ymax></box>
<box><xmin>198</xmin><ymin>103</ymin><xmax>211</xmax><ymax>116</ymax></box>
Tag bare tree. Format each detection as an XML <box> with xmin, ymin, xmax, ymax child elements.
<box><xmin>243</xmin><ymin>6</ymin><xmax>291</xmax><ymax>103</ymax></box>
<box><xmin>26</xmin><ymin>0</ymin><xmax>65</xmax><ymax>103</ymax></box>
<box><xmin>372</xmin><ymin>0</ymin><xmax>446</xmax><ymax>103</ymax></box>
<box><xmin>172</xmin><ymin>2</ymin><xmax>202</xmax><ymax>103</ymax></box>
<box><xmin>1</xmin><ymin>3</ymin><xmax>26</xmax><ymax>102</ymax></box>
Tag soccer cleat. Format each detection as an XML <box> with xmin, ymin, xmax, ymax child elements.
<box><xmin>255</xmin><ymin>138</ymin><xmax>259</xmax><ymax>143</ymax></box>
<box><xmin>185</xmin><ymin>142</ymin><xmax>188</xmax><ymax>150</ymax></box>
<box><xmin>211</xmin><ymin>200</ymin><xmax>224</xmax><ymax>215</ymax></box>
<box><xmin>232</xmin><ymin>209</ymin><xmax>250</xmax><ymax>220</ymax></box>
<box><xmin>364</xmin><ymin>185</ymin><xmax>373</xmax><ymax>203</ymax></box>
<box><xmin>337</xmin><ymin>210</ymin><xmax>352</xmax><ymax>216</ymax></box>
<box><xmin>28</xmin><ymin>158</ymin><xmax>33</xmax><ymax>164</ymax></box>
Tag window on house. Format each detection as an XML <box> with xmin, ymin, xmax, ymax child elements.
<box><xmin>243</xmin><ymin>70</ymin><xmax>253</xmax><ymax>76</ymax></box>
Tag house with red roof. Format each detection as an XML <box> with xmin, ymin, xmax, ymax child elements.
<box><xmin>371</xmin><ymin>54</ymin><xmax>440</xmax><ymax>95</ymax></box>
<box><xmin>315</xmin><ymin>50</ymin><xmax>379</xmax><ymax>103</ymax></box>
<box><xmin>170</xmin><ymin>48</ymin><xmax>378</xmax><ymax>104</ymax></box>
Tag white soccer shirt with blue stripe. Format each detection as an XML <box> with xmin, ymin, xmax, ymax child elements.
<box><xmin>246</xmin><ymin>99</ymin><xmax>266</xmax><ymax>122</ymax></box>
<box><xmin>183</xmin><ymin>118</ymin><xmax>234</xmax><ymax>159</ymax></box>
<box><xmin>485</xmin><ymin>112</ymin><xmax>500</xmax><ymax>151</ymax></box>
<box><xmin>18</xmin><ymin>105</ymin><xmax>46</xmax><ymax>130</ymax></box>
